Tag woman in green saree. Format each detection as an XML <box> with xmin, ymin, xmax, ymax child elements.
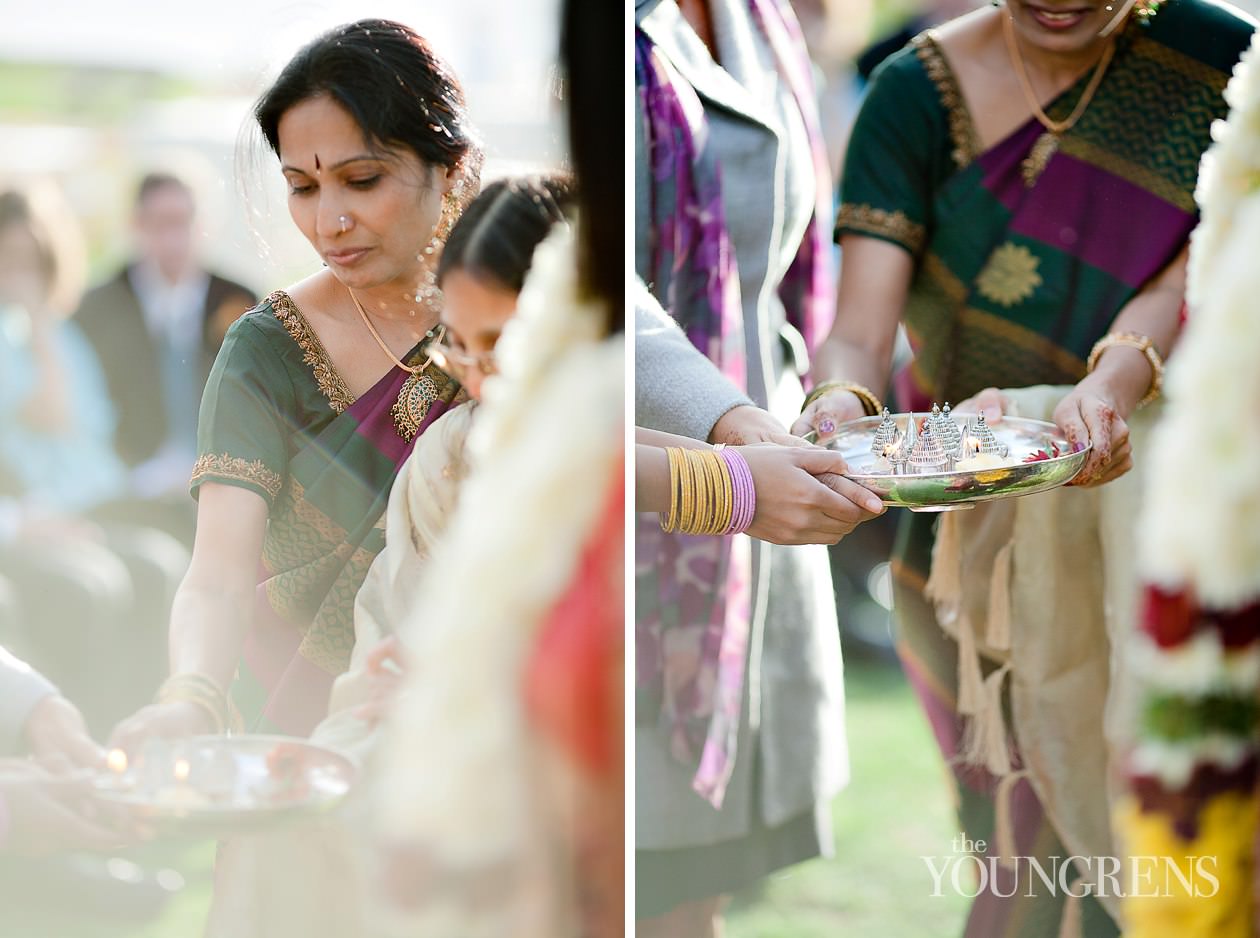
<box><xmin>111</xmin><ymin>19</ymin><xmax>479</xmax><ymax>746</ymax></box>
<box><xmin>792</xmin><ymin>0</ymin><xmax>1253</xmax><ymax>934</ymax></box>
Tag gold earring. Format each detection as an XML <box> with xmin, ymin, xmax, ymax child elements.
<box><xmin>433</xmin><ymin>187</ymin><xmax>461</xmax><ymax>242</ymax></box>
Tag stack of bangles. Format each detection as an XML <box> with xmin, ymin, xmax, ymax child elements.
<box><xmin>156</xmin><ymin>672</ymin><xmax>242</xmax><ymax>734</ymax></box>
<box><xmin>659</xmin><ymin>445</ymin><xmax>756</xmax><ymax>536</ymax></box>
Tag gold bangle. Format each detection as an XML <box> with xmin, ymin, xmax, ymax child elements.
<box><xmin>700</xmin><ymin>450</ymin><xmax>733</xmax><ymax>535</ymax></box>
<box><xmin>802</xmin><ymin>380</ymin><xmax>883</xmax><ymax>417</ymax></box>
<box><xmin>157</xmin><ymin>689</ymin><xmax>224</xmax><ymax>735</ymax></box>
<box><xmin>661</xmin><ymin>447</ymin><xmax>683</xmax><ymax>532</ymax></box>
<box><xmin>713</xmin><ymin>450</ymin><xmax>734</xmax><ymax>535</ymax></box>
<box><xmin>1086</xmin><ymin>332</ymin><xmax>1164</xmax><ymax>408</ymax></box>
<box><xmin>679</xmin><ymin>447</ymin><xmax>699</xmax><ymax>534</ymax></box>
<box><xmin>156</xmin><ymin>673</ymin><xmax>229</xmax><ymax>735</ymax></box>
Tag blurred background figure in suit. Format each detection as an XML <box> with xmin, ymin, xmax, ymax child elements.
<box><xmin>76</xmin><ymin>172</ymin><xmax>256</xmax><ymax>533</ymax></box>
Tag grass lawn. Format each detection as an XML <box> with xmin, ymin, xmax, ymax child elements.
<box><xmin>727</xmin><ymin>659</ymin><xmax>969</xmax><ymax>938</ymax></box>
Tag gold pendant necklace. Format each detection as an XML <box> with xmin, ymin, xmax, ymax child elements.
<box><xmin>347</xmin><ymin>286</ymin><xmax>446</xmax><ymax>441</ymax></box>
<box><xmin>1003</xmin><ymin>11</ymin><xmax>1117</xmax><ymax>187</ymax></box>
<box><xmin>1022</xmin><ymin>131</ymin><xmax>1061</xmax><ymax>187</ymax></box>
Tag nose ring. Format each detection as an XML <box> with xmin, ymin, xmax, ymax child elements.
<box><xmin>338</xmin><ymin>215</ymin><xmax>350</xmax><ymax>234</ymax></box>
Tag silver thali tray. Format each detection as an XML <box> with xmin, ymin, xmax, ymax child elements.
<box><xmin>813</xmin><ymin>414</ymin><xmax>1089</xmax><ymax>512</ymax></box>
<box><xmin>94</xmin><ymin>734</ymin><xmax>355</xmax><ymax>837</ymax></box>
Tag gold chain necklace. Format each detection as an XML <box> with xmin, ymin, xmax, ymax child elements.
<box><xmin>347</xmin><ymin>286</ymin><xmax>448</xmax><ymax>441</ymax></box>
<box><xmin>347</xmin><ymin>287</ymin><xmax>442</xmax><ymax>374</ymax></box>
<box><xmin>1002</xmin><ymin>11</ymin><xmax>1117</xmax><ymax>184</ymax></box>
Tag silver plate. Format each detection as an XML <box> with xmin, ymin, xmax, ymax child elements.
<box><xmin>816</xmin><ymin>415</ymin><xmax>1089</xmax><ymax>512</ymax></box>
<box><xmin>93</xmin><ymin>735</ymin><xmax>355</xmax><ymax>836</ymax></box>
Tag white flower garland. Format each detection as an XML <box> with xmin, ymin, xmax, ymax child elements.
<box><xmin>370</xmin><ymin>224</ymin><xmax>622</xmax><ymax>935</ymax></box>
<box><xmin>1129</xmin><ymin>630</ymin><xmax>1260</xmax><ymax>695</ymax></box>
<box><xmin>1140</xmin><ymin>31</ymin><xmax>1260</xmax><ymax>609</ymax></box>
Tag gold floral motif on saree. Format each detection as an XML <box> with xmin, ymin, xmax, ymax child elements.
<box><xmin>976</xmin><ymin>242</ymin><xmax>1043</xmax><ymax>308</ymax></box>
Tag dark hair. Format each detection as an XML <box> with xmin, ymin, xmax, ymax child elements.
<box><xmin>254</xmin><ymin>18</ymin><xmax>472</xmax><ymax>173</ymax></box>
<box><xmin>436</xmin><ymin>176</ymin><xmax>574</xmax><ymax>293</ymax></box>
<box><xmin>135</xmin><ymin>171</ymin><xmax>191</xmax><ymax>209</ymax></box>
<box><xmin>560</xmin><ymin>0</ymin><xmax>622</xmax><ymax>332</ymax></box>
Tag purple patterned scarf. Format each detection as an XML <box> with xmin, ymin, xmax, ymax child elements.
<box><xmin>635</xmin><ymin>0</ymin><xmax>834</xmax><ymax>808</ymax></box>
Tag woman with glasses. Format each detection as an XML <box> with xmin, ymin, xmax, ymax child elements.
<box><xmin>110</xmin><ymin>19</ymin><xmax>481</xmax><ymax>750</ymax></box>
<box><xmin>337</xmin><ymin>174</ymin><xmax>575</xmax><ymax>719</ymax></box>
<box><xmin>429</xmin><ymin>175</ymin><xmax>574</xmax><ymax>398</ymax></box>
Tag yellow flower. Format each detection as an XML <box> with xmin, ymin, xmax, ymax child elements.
<box><xmin>1115</xmin><ymin>792</ymin><xmax>1258</xmax><ymax>938</ymax></box>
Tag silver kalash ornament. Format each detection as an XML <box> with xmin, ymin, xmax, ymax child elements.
<box><xmin>937</xmin><ymin>402</ymin><xmax>963</xmax><ymax>457</ymax></box>
<box><xmin>908</xmin><ymin>420</ymin><xmax>950</xmax><ymax>472</ymax></box>
<box><xmin>891</xmin><ymin>411</ymin><xmax>918</xmax><ymax>470</ymax></box>
<box><xmin>871</xmin><ymin>407</ymin><xmax>899</xmax><ymax>455</ymax></box>
<box><xmin>927</xmin><ymin>403</ymin><xmax>948</xmax><ymax>447</ymax></box>
<box><xmin>971</xmin><ymin>413</ymin><xmax>1008</xmax><ymax>457</ymax></box>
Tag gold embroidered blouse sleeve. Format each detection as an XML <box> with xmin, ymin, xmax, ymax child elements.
<box><xmin>190</xmin><ymin>310</ymin><xmax>294</xmax><ymax>507</ymax></box>
<box><xmin>190</xmin><ymin>454</ymin><xmax>283</xmax><ymax>502</ymax></box>
<box><xmin>834</xmin><ymin>204</ymin><xmax>927</xmax><ymax>255</ymax></box>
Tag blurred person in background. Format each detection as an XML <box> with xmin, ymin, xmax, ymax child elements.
<box><xmin>76</xmin><ymin>172</ymin><xmax>256</xmax><ymax>539</ymax></box>
<box><xmin>790</xmin><ymin>0</ymin><xmax>874</xmax><ymax>176</ymax></box>
<box><xmin>853</xmin><ymin>0</ymin><xmax>978</xmax><ymax>83</ymax></box>
<box><xmin>109</xmin><ymin>19</ymin><xmax>481</xmax><ymax>755</ymax></box>
<box><xmin>0</xmin><ymin>187</ymin><xmax>126</xmax><ymax>515</ymax></box>
<box><xmin>0</xmin><ymin>185</ymin><xmax>188</xmax><ymax>734</ymax></box>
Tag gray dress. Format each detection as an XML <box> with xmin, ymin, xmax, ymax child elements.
<box><xmin>635</xmin><ymin>0</ymin><xmax>848</xmax><ymax>916</ymax></box>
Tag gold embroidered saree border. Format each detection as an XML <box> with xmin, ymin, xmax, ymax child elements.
<box><xmin>1058</xmin><ymin>135</ymin><xmax>1197</xmax><ymax>215</ymax></box>
<box><xmin>912</xmin><ymin>31</ymin><xmax>980</xmax><ymax>170</ymax></box>
<box><xmin>268</xmin><ymin>289</ymin><xmax>355</xmax><ymax>413</ymax></box>
<box><xmin>958</xmin><ymin>306</ymin><xmax>1087</xmax><ymax>381</ymax></box>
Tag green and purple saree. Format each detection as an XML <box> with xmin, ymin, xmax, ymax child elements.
<box><xmin>837</xmin><ymin>3</ymin><xmax>1253</xmax><ymax>934</ymax></box>
<box><xmin>190</xmin><ymin>290</ymin><xmax>462</xmax><ymax>735</ymax></box>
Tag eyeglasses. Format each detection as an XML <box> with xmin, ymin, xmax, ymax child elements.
<box><xmin>428</xmin><ymin>331</ymin><xmax>498</xmax><ymax>382</ymax></box>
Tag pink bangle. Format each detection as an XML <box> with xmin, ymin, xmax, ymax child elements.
<box><xmin>0</xmin><ymin>790</ymin><xmax>10</xmax><ymax>850</ymax></box>
<box><xmin>718</xmin><ymin>447</ymin><xmax>756</xmax><ymax>535</ymax></box>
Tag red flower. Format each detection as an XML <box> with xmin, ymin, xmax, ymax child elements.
<box><xmin>1141</xmin><ymin>584</ymin><xmax>1196</xmax><ymax>648</ymax></box>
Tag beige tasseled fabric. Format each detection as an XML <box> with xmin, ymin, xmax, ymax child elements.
<box><xmin>924</xmin><ymin>385</ymin><xmax>1159</xmax><ymax>924</ymax></box>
